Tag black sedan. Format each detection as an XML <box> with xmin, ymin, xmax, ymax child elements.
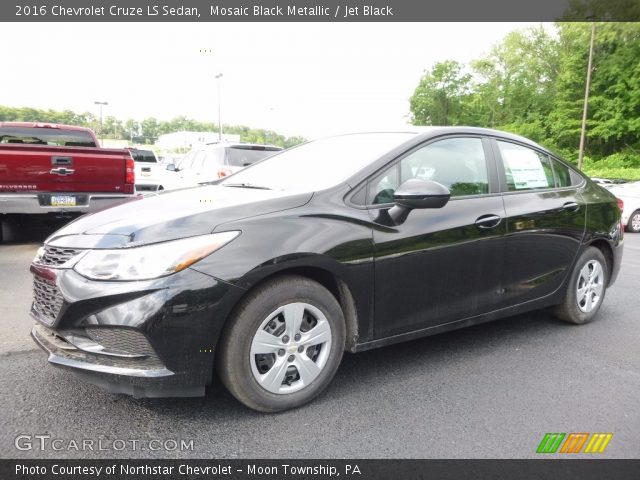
<box><xmin>29</xmin><ymin>128</ymin><xmax>623</xmax><ymax>412</ymax></box>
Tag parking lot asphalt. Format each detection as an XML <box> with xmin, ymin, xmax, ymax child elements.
<box><xmin>0</xmin><ymin>219</ymin><xmax>638</xmax><ymax>459</ymax></box>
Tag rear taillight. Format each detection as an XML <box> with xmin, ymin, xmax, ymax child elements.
<box><xmin>125</xmin><ymin>157</ymin><xmax>135</xmax><ymax>185</ymax></box>
<box><xmin>617</xmin><ymin>198</ymin><xmax>625</xmax><ymax>237</ymax></box>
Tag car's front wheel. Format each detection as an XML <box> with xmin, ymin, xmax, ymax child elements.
<box><xmin>627</xmin><ymin>210</ymin><xmax>640</xmax><ymax>233</ymax></box>
<box><xmin>552</xmin><ymin>246</ymin><xmax>608</xmax><ymax>325</ymax></box>
<box><xmin>217</xmin><ymin>275</ymin><xmax>345</xmax><ymax>412</ymax></box>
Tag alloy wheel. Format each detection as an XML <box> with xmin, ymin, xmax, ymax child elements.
<box><xmin>576</xmin><ymin>259</ymin><xmax>604</xmax><ymax>313</ymax></box>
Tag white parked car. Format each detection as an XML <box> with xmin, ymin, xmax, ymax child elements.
<box><xmin>128</xmin><ymin>148</ymin><xmax>170</xmax><ymax>193</ymax></box>
<box><xmin>610</xmin><ymin>181</ymin><xmax>640</xmax><ymax>233</ymax></box>
<box><xmin>163</xmin><ymin>143</ymin><xmax>283</xmax><ymax>190</ymax></box>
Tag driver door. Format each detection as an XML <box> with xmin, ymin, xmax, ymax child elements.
<box><xmin>369</xmin><ymin>136</ymin><xmax>506</xmax><ymax>339</ymax></box>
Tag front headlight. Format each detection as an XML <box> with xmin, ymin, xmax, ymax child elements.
<box><xmin>73</xmin><ymin>231</ymin><xmax>240</xmax><ymax>281</ymax></box>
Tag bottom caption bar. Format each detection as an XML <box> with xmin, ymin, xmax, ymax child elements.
<box><xmin>3</xmin><ymin>459</ymin><xmax>640</xmax><ymax>480</ymax></box>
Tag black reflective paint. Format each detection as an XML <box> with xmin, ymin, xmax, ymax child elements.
<box><xmin>31</xmin><ymin>127</ymin><xmax>623</xmax><ymax>396</ymax></box>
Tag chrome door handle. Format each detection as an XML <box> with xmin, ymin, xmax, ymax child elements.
<box><xmin>562</xmin><ymin>201</ymin><xmax>580</xmax><ymax>212</ymax></box>
<box><xmin>475</xmin><ymin>214</ymin><xmax>502</xmax><ymax>229</ymax></box>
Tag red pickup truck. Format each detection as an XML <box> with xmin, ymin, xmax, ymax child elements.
<box><xmin>0</xmin><ymin>123</ymin><xmax>136</xmax><ymax>240</ymax></box>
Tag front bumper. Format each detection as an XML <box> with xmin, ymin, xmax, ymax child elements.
<box><xmin>0</xmin><ymin>193</ymin><xmax>136</xmax><ymax>215</ymax></box>
<box><xmin>29</xmin><ymin>263</ymin><xmax>245</xmax><ymax>398</ymax></box>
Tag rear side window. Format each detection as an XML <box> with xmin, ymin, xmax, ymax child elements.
<box><xmin>226</xmin><ymin>146</ymin><xmax>281</xmax><ymax>167</ymax></box>
<box><xmin>497</xmin><ymin>141</ymin><xmax>554</xmax><ymax>191</ymax></box>
<box><xmin>550</xmin><ymin>157</ymin><xmax>577</xmax><ymax>187</ymax></box>
<box><xmin>0</xmin><ymin>126</ymin><xmax>96</xmax><ymax>147</ymax></box>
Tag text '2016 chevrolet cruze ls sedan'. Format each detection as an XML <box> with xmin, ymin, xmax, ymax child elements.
<box><xmin>30</xmin><ymin>128</ymin><xmax>623</xmax><ymax>412</ymax></box>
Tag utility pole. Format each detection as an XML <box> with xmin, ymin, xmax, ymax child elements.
<box><xmin>215</xmin><ymin>73</ymin><xmax>223</xmax><ymax>141</ymax></box>
<box><xmin>94</xmin><ymin>101</ymin><xmax>109</xmax><ymax>145</ymax></box>
<box><xmin>578</xmin><ymin>21</ymin><xmax>596</xmax><ymax>170</ymax></box>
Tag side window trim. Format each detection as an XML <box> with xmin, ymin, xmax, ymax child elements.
<box><xmin>364</xmin><ymin>134</ymin><xmax>495</xmax><ymax>207</ymax></box>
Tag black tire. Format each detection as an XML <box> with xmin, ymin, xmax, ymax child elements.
<box><xmin>217</xmin><ymin>275</ymin><xmax>345</xmax><ymax>412</ymax></box>
<box><xmin>626</xmin><ymin>210</ymin><xmax>640</xmax><ymax>233</ymax></box>
<box><xmin>552</xmin><ymin>246</ymin><xmax>608</xmax><ymax>325</ymax></box>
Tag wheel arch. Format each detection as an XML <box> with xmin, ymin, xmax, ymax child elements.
<box><xmin>587</xmin><ymin>238</ymin><xmax>614</xmax><ymax>285</ymax></box>
<box><xmin>218</xmin><ymin>265</ymin><xmax>361</xmax><ymax>354</ymax></box>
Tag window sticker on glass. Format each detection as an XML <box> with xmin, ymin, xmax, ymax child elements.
<box><xmin>498</xmin><ymin>142</ymin><xmax>553</xmax><ymax>190</ymax></box>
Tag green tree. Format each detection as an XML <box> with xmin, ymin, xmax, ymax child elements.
<box><xmin>409</xmin><ymin>60</ymin><xmax>472</xmax><ymax>126</ymax></box>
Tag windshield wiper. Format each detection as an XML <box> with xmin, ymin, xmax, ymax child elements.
<box><xmin>222</xmin><ymin>182</ymin><xmax>272</xmax><ymax>190</ymax></box>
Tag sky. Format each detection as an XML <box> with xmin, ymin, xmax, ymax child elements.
<box><xmin>1</xmin><ymin>22</ymin><xmax>546</xmax><ymax>139</ymax></box>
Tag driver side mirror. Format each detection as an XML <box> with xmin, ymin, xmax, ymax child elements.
<box><xmin>388</xmin><ymin>179</ymin><xmax>450</xmax><ymax>224</ymax></box>
<box><xmin>166</xmin><ymin>164</ymin><xmax>177</xmax><ymax>172</ymax></box>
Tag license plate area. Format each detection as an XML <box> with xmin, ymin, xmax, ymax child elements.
<box><xmin>38</xmin><ymin>194</ymin><xmax>88</xmax><ymax>207</ymax></box>
<box><xmin>51</xmin><ymin>195</ymin><xmax>76</xmax><ymax>207</ymax></box>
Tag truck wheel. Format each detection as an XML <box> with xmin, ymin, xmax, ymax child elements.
<box><xmin>552</xmin><ymin>246</ymin><xmax>608</xmax><ymax>325</ymax></box>
<box><xmin>217</xmin><ymin>275</ymin><xmax>345</xmax><ymax>412</ymax></box>
<box><xmin>627</xmin><ymin>210</ymin><xmax>640</xmax><ymax>233</ymax></box>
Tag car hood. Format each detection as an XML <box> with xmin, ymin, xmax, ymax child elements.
<box><xmin>46</xmin><ymin>185</ymin><xmax>313</xmax><ymax>249</ymax></box>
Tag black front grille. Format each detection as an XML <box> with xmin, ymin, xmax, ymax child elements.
<box><xmin>87</xmin><ymin>329</ymin><xmax>157</xmax><ymax>357</ymax></box>
<box><xmin>39</xmin><ymin>246</ymin><xmax>82</xmax><ymax>266</ymax></box>
<box><xmin>33</xmin><ymin>324</ymin><xmax>165</xmax><ymax>370</ymax></box>
<box><xmin>32</xmin><ymin>276</ymin><xmax>64</xmax><ymax>325</ymax></box>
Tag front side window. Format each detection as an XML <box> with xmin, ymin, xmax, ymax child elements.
<box><xmin>177</xmin><ymin>151</ymin><xmax>196</xmax><ymax>170</ymax></box>
<box><xmin>191</xmin><ymin>151</ymin><xmax>207</xmax><ymax>171</ymax></box>
<box><xmin>498</xmin><ymin>141</ymin><xmax>554</xmax><ymax>191</ymax></box>
<box><xmin>369</xmin><ymin>137</ymin><xmax>489</xmax><ymax>204</ymax></box>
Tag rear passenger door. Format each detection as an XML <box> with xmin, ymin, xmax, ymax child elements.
<box><xmin>493</xmin><ymin>139</ymin><xmax>586</xmax><ymax>308</ymax></box>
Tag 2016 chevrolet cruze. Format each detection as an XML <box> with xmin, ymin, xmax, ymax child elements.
<box><xmin>30</xmin><ymin>127</ymin><xmax>623</xmax><ymax>412</ymax></box>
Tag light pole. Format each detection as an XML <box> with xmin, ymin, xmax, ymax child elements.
<box><xmin>94</xmin><ymin>101</ymin><xmax>108</xmax><ymax>144</ymax></box>
<box><xmin>578</xmin><ymin>21</ymin><xmax>596</xmax><ymax>170</ymax></box>
<box><xmin>215</xmin><ymin>73</ymin><xmax>223</xmax><ymax>141</ymax></box>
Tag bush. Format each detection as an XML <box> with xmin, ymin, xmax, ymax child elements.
<box><xmin>581</xmin><ymin>150</ymin><xmax>640</xmax><ymax>180</ymax></box>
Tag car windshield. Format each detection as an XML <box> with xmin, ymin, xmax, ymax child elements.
<box><xmin>220</xmin><ymin>133</ymin><xmax>416</xmax><ymax>191</ymax></box>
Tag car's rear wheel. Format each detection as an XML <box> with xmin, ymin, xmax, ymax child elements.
<box><xmin>627</xmin><ymin>210</ymin><xmax>640</xmax><ymax>233</ymax></box>
<box><xmin>217</xmin><ymin>275</ymin><xmax>345</xmax><ymax>412</ymax></box>
<box><xmin>552</xmin><ymin>246</ymin><xmax>608</xmax><ymax>325</ymax></box>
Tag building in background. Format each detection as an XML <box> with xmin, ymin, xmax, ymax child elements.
<box><xmin>100</xmin><ymin>139</ymin><xmax>130</xmax><ymax>149</ymax></box>
<box><xmin>156</xmin><ymin>131</ymin><xmax>241</xmax><ymax>151</ymax></box>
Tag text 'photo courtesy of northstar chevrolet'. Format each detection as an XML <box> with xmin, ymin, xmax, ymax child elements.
<box><xmin>29</xmin><ymin>128</ymin><xmax>623</xmax><ymax>412</ymax></box>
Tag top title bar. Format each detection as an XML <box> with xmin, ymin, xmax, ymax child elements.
<box><xmin>3</xmin><ymin>0</ymin><xmax>640</xmax><ymax>22</ymax></box>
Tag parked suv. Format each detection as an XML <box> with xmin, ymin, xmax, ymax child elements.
<box><xmin>164</xmin><ymin>143</ymin><xmax>282</xmax><ymax>190</ymax></box>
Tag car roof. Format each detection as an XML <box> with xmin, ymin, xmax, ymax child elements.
<box><xmin>202</xmin><ymin>142</ymin><xmax>283</xmax><ymax>150</ymax></box>
<box><xmin>0</xmin><ymin>122</ymin><xmax>93</xmax><ymax>132</ymax></box>
<box><xmin>334</xmin><ymin>126</ymin><xmax>544</xmax><ymax>150</ymax></box>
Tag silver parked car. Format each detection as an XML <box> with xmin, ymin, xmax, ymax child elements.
<box><xmin>164</xmin><ymin>143</ymin><xmax>282</xmax><ymax>190</ymax></box>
